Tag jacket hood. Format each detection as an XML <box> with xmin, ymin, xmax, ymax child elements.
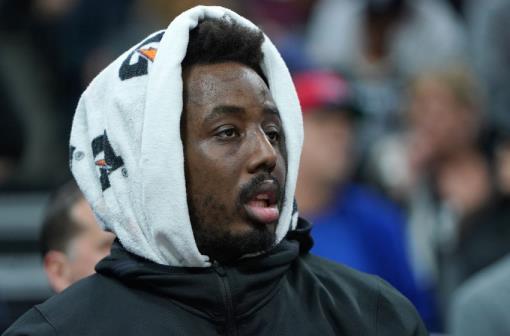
<box><xmin>69</xmin><ymin>6</ymin><xmax>303</xmax><ymax>267</ymax></box>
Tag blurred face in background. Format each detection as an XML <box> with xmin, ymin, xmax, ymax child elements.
<box><xmin>44</xmin><ymin>198</ymin><xmax>115</xmax><ymax>293</ymax></box>
<box><xmin>436</xmin><ymin>151</ymin><xmax>491</xmax><ymax>216</ymax></box>
<box><xmin>300</xmin><ymin>110</ymin><xmax>354</xmax><ymax>187</ymax></box>
<box><xmin>66</xmin><ymin>199</ymin><xmax>115</xmax><ymax>282</ymax></box>
<box><xmin>408</xmin><ymin>76</ymin><xmax>478</xmax><ymax>162</ymax></box>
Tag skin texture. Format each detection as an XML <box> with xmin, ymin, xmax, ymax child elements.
<box><xmin>182</xmin><ymin>62</ymin><xmax>286</xmax><ymax>264</ymax></box>
<box><xmin>44</xmin><ymin>198</ymin><xmax>115</xmax><ymax>293</ymax></box>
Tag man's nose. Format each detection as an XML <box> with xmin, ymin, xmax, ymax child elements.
<box><xmin>246</xmin><ymin>129</ymin><xmax>278</xmax><ymax>174</ymax></box>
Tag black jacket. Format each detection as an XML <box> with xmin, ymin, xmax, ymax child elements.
<box><xmin>3</xmin><ymin>219</ymin><xmax>427</xmax><ymax>335</ymax></box>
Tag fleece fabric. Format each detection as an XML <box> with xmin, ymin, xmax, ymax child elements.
<box><xmin>68</xmin><ymin>5</ymin><xmax>303</xmax><ymax>267</ymax></box>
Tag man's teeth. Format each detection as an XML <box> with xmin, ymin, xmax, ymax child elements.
<box><xmin>251</xmin><ymin>200</ymin><xmax>268</xmax><ymax>207</ymax></box>
<box><xmin>256</xmin><ymin>194</ymin><xmax>269</xmax><ymax>200</ymax></box>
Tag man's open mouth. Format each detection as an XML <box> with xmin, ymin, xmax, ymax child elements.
<box><xmin>243</xmin><ymin>182</ymin><xmax>280</xmax><ymax>225</ymax></box>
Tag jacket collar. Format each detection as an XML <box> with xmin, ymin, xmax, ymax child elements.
<box><xmin>96</xmin><ymin>217</ymin><xmax>313</xmax><ymax>321</ymax></box>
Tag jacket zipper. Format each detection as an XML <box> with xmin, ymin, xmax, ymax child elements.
<box><xmin>214</xmin><ymin>264</ymin><xmax>237</xmax><ymax>336</ymax></box>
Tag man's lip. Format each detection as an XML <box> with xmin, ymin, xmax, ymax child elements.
<box><xmin>244</xmin><ymin>203</ymin><xmax>280</xmax><ymax>225</ymax></box>
<box><xmin>244</xmin><ymin>181</ymin><xmax>279</xmax><ymax>204</ymax></box>
<box><xmin>243</xmin><ymin>180</ymin><xmax>281</xmax><ymax>225</ymax></box>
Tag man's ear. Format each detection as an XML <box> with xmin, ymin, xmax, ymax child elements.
<box><xmin>43</xmin><ymin>250</ymin><xmax>72</xmax><ymax>293</ymax></box>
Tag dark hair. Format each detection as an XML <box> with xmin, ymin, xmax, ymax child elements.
<box><xmin>40</xmin><ymin>180</ymin><xmax>85</xmax><ymax>257</ymax></box>
<box><xmin>182</xmin><ymin>15</ymin><xmax>266</xmax><ymax>82</ymax></box>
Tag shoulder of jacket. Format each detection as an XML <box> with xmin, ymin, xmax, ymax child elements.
<box><xmin>299</xmin><ymin>253</ymin><xmax>381</xmax><ymax>291</ymax></box>
<box><xmin>374</xmin><ymin>278</ymin><xmax>428</xmax><ymax>335</ymax></box>
<box><xmin>32</xmin><ymin>274</ymin><xmax>122</xmax><ymax>329</ymax></box>
<box><xmin>297</xmin><ymin>254</ymin><xmax>427</xmax><ymax>335</ymax></box>
<box><xmin>2</xmin><ymin>306</ymin><xmax>57</xmax><ymax>336</ymax></box>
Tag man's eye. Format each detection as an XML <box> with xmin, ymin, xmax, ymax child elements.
<box><xmin>265</xmin><ymin>128</ymin><xmax>280</xmax><ymax>142</ymax></box>
<box><xmin>216</xmin><ymin>127</ymin><xmax>238</xmax><ymax>139</ymax></box>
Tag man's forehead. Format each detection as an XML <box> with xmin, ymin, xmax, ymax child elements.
<box><xmin>184</xmin><ymin>62</ymin><xmax>272</xmax><ymax>105</ymax></box>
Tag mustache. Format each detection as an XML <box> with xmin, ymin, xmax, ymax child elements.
<box><xmin>238</xmin><ymin>174</ymin><xmax>283</xmax><ymax>205</ymax></box>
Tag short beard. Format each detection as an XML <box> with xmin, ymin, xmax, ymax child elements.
<box><xmin>190</xmin><ymin>208</ymin><xmax>276</xmax><ymax>264</ymax></box>
<box><xmin>187</xmin><ymin>174</ymin><xmax>281</xmax><ymax>264</ymax></box>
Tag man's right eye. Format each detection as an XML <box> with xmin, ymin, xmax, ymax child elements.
<box><xmin>215</xmin><ymin>127</ymin><xmax>238</xmax><ymax>139</ymax></box>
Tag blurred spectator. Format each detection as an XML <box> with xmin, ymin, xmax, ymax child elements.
<box><xmin>468</xmin><ymin>0</ymin><xmax>510</xmax><ymax>132</ymax></box>
<box><xmin>306</xmin><ymin>0</ymin><xmax>466</xmax><ymax>80</ymax></box>
<box><xmin>305</xmin><ymin>0</ymin><xmax>467</xmax><ymax>150</ymax></box>
<box><xmin>366</xmin><ymin>67</ymin><xmax>491</xmax><ymax>325</ymax></box>
<box><xmin>440</xmin><ymin>132</ymin><xmax>510</xmax><ymax>299</ymax></box>
<box><xmin>293</xmin><ymin>70</ymin><xmax>438</xmax><ymax>330</ymax></box>
<box><xmin>40</xmin><ymin>180</ymin><xmax>115</xmax><ymax>293</ymax></box>
<box><xmin>368</xmin><ymin>67</ymin><xmax>485</xmax><ymax>200</ymax></box>
<box><xmin>448</xmin><ymin>253</ymin><xmax>510</xmax><ymax>336</ymax></box>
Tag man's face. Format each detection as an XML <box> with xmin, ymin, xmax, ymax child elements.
<box><xmin>182</xmin><ymin>62</ymin><xmax>286</xmax><ymax>263</ymax></box>
<box><xmin>45</xmin><ymin>198</ymin><xmax>115</xmax><ymax>293</ymax></box>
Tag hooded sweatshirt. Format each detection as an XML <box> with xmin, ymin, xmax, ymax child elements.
<box><xmin>3</xmin><ymin>6</ymin><xmax>427</xmax><ymax>336</ymax></box>
<box><xmin>4</xmin><ymin>218</ymin><xmax>427</xmax><ymax>335</ymax></box>
<box><xmin>68</xmin><ymin>5</ymin><xmax>303</xmax><ymax>267</ymax></box>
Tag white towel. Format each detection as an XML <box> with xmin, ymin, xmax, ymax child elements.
<box><xmin>69</xmin><ymin>5</ymin><xmax>303</xmax><ymax>267</ymax></box>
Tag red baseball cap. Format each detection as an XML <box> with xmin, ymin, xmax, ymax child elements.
<box><xmin>293</xmin><ymin>70</ymin><xmax>360</xmax><ymax>118</ymax></box>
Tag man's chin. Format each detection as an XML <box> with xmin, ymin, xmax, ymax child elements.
<box><xmin>195</xmin><ymin>225</ymin><xmax>276</xmax><ymax>264</ymax></box>
<box><xmin>236</xmin><ymin>218</ymin><xmax>278</xmax><ymax>234</ymax></box>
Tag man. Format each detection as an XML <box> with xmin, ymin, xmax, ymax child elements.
<box><xmin>40</xmin><ymin>180</ymin><xmax>115</xmax><ymax>293</ymax></box>
<box><xmin>294</xmin><ymin>70</ymin><xmax>437</xmax><ymax>329</ymax></box>
<box><xmin>4</xmin><ymin>6</ymin><xmax>426</xmax><ymax>335</ymax></box>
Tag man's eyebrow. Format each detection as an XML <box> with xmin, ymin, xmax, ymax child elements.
<box><xmin>204</xmin><ymin>105</ymin><xmax>245</xmax><ymax>123</ymax></box>
<box><xmin>204</xmin><ymin>104</ymin><xmax>281</xmax><ymax>123</ymax></box>
<box><xmin>264</xmin><ymin>105</ymin><xmax>280</xmax><ymax>118</ymax></box>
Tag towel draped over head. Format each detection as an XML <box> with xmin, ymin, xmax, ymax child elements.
<box><xmin>69</xmin><ymin>5</ymin><xmax>303</xmax><ymax>267</ymax></box>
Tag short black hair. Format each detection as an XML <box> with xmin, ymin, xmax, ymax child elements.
<box><xmin>182</xmin><ymin>15</ymin><xmax>266</xmax><ymax>82</ymax></box>
<box><xmin>40</xmin><ymin>180</ymin><xmax>85</xmax><ymax>257</ymax></box>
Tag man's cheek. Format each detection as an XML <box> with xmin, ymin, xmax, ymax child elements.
<box><xmin>276</xmin><ymin>160</ymin><xmax>286</xmax><ymax>182</ymax></box>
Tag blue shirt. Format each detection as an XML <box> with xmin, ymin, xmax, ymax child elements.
<box><xmin>309</xmin><ymin>183</ymin><xmax>438</xmax><ymax>330</ymax></box>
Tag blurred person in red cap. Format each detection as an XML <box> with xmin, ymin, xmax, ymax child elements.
<box><xmin>294</xmin><ymin>70</ymin><xmax>439</xmax><ymax>331</ymax></box>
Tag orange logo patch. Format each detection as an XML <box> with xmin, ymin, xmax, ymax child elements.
<box><xmin>137</xmin><ymin>47</ymin><xmax>158</xmax><ymax>62</ymax></box>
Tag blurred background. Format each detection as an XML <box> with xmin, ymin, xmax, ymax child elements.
<box><xmin>1</xmin><ymin>0</ymin><xmax>509</xmax><ymax>334</ymax></box>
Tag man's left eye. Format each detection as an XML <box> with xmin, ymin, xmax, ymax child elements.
<box><xmin>265</xmin><ymin>128</ymin><xmax>280</xmax><ymax>142</ymax></box>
